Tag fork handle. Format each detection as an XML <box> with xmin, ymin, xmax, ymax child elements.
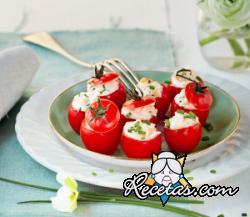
<box><xmin>23</xmin><ymin>32</ymin><xmax>94</xmax><ymax>68</ymax></box>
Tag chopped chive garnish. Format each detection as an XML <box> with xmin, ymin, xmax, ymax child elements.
<box><xmin>184</xmin><ymin>111</ymin><xmax>196</xmax><ymax>119</ymax></box>
<box><xmin>204</xmin><ymin>123</ymin><xmax>213</xmax><ymax>132</ymax></box>
<box><xmin>149</xmin><ymin>85</ymin><xmax>155</xmax><ymax>90</ymax></box>
<box><xmin>91</xmin><ymin>172</ymin><xmax>97</xmax><ymax>176</ymax></box>
<box><xmin>242</xmin><ymin>213</ymin><xmax>248</xmax><ymax>216</ymax></box>
<box><xmin>126</xmin><ymin>112</ymin><xmax>132</xmax><ymax>118</ymax></box>
<box><xmin>128</xmin><ymin>121</ymin><xmax>146</xmax><ymax>135</ymax></box>
<box><xmin>138</xmin><ymin>130</ymin><xmax>146</xmax><ymax>135</ymax></box>
<box><xmin>165</xmin><ymin>119</ymin><xmax>170</xmax><ymax>128</ymax></box>
<box><xmin>142</xmin><ymin>120</ymin><xmax>151</xmax><ymax>125</ymax></box>
<box><xmin>210</xmin><ymin>169</ymin><xmax>216</xmax><ymax>174</ymax></box>
<box><xmin>176</xmin><ymin>110</ymin><xmax>185</xmax><ymax>114</ymax></box>
<box><xmin>135</xmin><ymin>121</ymin><xmax>140</xmax><ymax>128</ymax></box>
<box><xmin>183</xmin><ymin>168</ymin><xmax>191</xmax><ymax>175</ymax></box>
<box><xmin>100</xmin><ymin>84</ymin><xmax>106</xmax><ymax>94</ymax></box>
<box><xmin>217</xmin><ymin>214</ymin><xmax>224</xmax><ymax>217</ymax></box>
<box><xmin>108</xmin><ymin>168</ymin><xmax>114</xmax><ymax>173</ymax></box>
<box><xmin>202</xmin><ymin>136</ymin><xmax>210</xmax><ymax>141</ymax></box>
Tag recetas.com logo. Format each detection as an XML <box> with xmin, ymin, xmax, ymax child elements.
<box><xmin>123</xmin><ymin>151</ymin><xmax>239</xmax><ymax>206</ymax></box>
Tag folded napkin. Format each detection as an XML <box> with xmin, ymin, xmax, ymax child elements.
<box><xmin>0</xmin><ymin>46</ymin><xmax>39</xmax><ymax>120</ymax></box>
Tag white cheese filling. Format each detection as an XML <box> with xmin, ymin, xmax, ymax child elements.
<box><xmin>124</xmin><ymin>120</ymin><xmax>161</xmax><ymax>141</ymax></box>
<box><xmin>171</xmin><ymin>69</ymin><xmax>199</xmax><ymax>88</ymax></box>
<box><xmin>71</xmin><ymin>92</ymin><xmax>91</xmax><ymax>112</ymax></box>
<box><xmin>138</xmin><ymin>77</ymin><xmax>163</xmax><ymax>98</ymax></box>
<box><xmin>121</xmin><ymin>101</ymin><xmax>157</xmax><ymax>120</ymax></box>
<box><xmin>87</xmin><ymin>76</ymin><xmax>119</xmax><ymax>97</ymax></box>
<box><xmin>174</xmin><ymin>89</ymin><xmax>196</xmax><ymax>109</ymax></box>
<box><xmin>168</xmin><ymin>111</ymin><xmax>199</xmax><ymax>130</ymax></box>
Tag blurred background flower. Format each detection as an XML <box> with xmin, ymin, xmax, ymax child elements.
<box><xmin>198</xmin><ymin>0</ymin><xmax>250</xmax><ymax>29</ymax></box>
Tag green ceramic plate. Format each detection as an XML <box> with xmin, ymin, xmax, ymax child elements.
<box><xmin>49</xmin><ymin>71</ymin><xmax>240</xmax><ymax>163</ymax></box>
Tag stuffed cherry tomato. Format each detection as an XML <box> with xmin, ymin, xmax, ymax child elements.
<box><xmin>68</xmin><ymin>92</ymin><xmax>90</xmax><ymax>134</ymax></box>
<box><xmin>170</xmin><ymin>84</ymin><xmax>212</xmax><ymax>125</ymax></box>
<box><xmin>138</xmin><ymin>77</ymin><xmax>171</xmax><ymax>119</ymax></box>
<box><xmin>121</xmin><ymin>120</ymin><xmax>161</xmax><ymax>158</ymax></box>
<box><xmin>87</xmin><ymin>66</ymin><xmax>126</xmax><ymax>109</ymax></box>
<box><xmin>164</xmin><ymin>110</ymin><xmax>202</xmax><ymax>153</ymax></box>
<box><xmin>121</xmin><ymin>97</ymin><xmax>158</xmax><ymax>126</ymax></box>
<box><xmin>80</xmin><ymin>98</ymin><xmax>122</xmax><ymax>155</ymax></box>
<box><xmin>166</xmin><ymin>68</ymin><xmax>202</xmax><ymax>102</ymax></box>
<box><xmin>185</xmin><ymin>82</ymin><xmax>213</xmax><ymax>110</ymax></box>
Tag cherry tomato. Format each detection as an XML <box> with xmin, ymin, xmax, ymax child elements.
<box><xmin>80</xmin><ymin>99</ymin><xmax>122</xmax><ymax>155</ymax></box>
<box><xmin>100</xmin><ymin>82</ymin><xmax>126</xmax><ymax>109</ymax></box>
<box><xmin>155</xmin><ymin>84</ymin><xmax>171</xmax><ymax>119</ymax></box>
<box><xmin>121</xmin><ymin>131</ymin><xmax>161</xmax><ymax>159</ymax></box>
<box><xmin>164</xmin><ymin>123</ymin><xmax>202</xmax><ymax>153</ymax></box>
<box><xmin>121</xmin><ymin>98</ymin><xmax>158</xmax><ymax>126</ymax></box>
<box><xmin>67</xmin><ymin>104</ymin><xmax>85</xmax><ymax>134</ymax></box>
<box><xmin>185</xmin><ymin>82</ymin><xmax>213</xmax><ymax>111</ymax></box>
<box><xmin>170</xmin><ymin>100</ymin><xmax>209</xmax><ymax>125</ymax></box>
<box><xmin>88</xmin><ymin>72</ymin><xmax>126</xmax><ymax>109</ymax></box>
<box><xmin>90</xmin><ymin>73</ymin><xmax>119</xmax><ymax>85</ymax></box>
<box><xmin>165</xmin><ymin>84</ymin><xmax>182</xmax><ymax>102</ymax></box>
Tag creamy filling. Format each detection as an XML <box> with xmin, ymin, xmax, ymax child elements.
<box><xmin>174</xmin><ymin>89</ymin><xmax>196</xmax><ymax>109</ymax></box>
<box><xmin>171</xmin><ymin>69</ymin><xmax>199</xmax><ymax>88</ymax></box>
<box><xmin>71</xmin><ymin>92</ymin><xmax>91</xmax><ymax>112</ymax></box>
<box><xmin>124</xmin><ymin>120</ymin><xmax>161</xmax><ymax>141</ymax></box>
<box><xmin>87</xmin><ymin>77</ymin><xmax>119</xmax><ymax>97</ymax></box>
<box><xmin>138</xmin><ymin>77</ymin><xmax>163</xmax><ymax>98</ymax></box>
<box><xmin>167</xmin><ymin>111</ymin><xmax>199</xmax><ymax>130</ymax></box>
<box><xmin>121</xmin><ymin>101</ymin><xmax>157</xmax><ymax>120</ymax></box>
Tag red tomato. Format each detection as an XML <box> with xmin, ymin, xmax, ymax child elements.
<box><xmin>121</xmin><ymin>131</ymin><xmax>161</xmax><ymax>159</ymax></box>
<box><xmin>88</xmin><ymin>72</ymin><xmax>126</xmax><ymax>109</ymax></box>
<box><xmin>170</xmin><ymin>100</ymin><xmax>209</xmax><ymax>126</ymax></box>
<box><xmin>185</xmin><ymin>82</ymin><xmax>213</xmax><ymax>111</ymax></box>
<box><xmin>164</xmin><ymin>123</ymin><xmax>202</xmax><ymax>153</ymax></box>
<box><xmin>89</xmin><ymin>73</ymin><xmax>119</xmax><ymax>86</ymax></box>
<box><xmin>80</xmin><ymin>99</ymin><xmax>122</xmax><ymax>155</ymax></box>
<box><xmin>124</xmin><ymin>97</ymin><xmax>156</xmax><ymax>108</ymax></box>
<box><xmin>67</xmin><ymin>104</ymin><xmax>85</xmax><ymax>134</ymax></box>
<box><xmin>165</xmin><ymin>84</ymin><xmax>182</xmax><ymax>102</ymax></box>
<box><xmin>121</xmin><ymin>98</ymin><xmax>158</xmax><ymax>126</ymax></box>
<box><xmin>100</xmin><ymin>82</ymin><xmax>126</xmax><ymax>109</ymax></box>
<box><xmin>155</xmin><ymin>84</ymin><xmax>171</xmax><ymax>119</ymax></box>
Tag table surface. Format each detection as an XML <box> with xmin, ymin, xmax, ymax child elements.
<box><xmin>0</xmin><ymin>0</ymin><xmax>250</xmax><ymax>216</ymax></box>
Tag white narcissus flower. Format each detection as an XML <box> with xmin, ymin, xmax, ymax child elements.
<box><xmin>198</xmin><ymin>0</ymin><xmax>250</xmax><ymax>29</ymax></box>
<box><xmin>51</xmin><ymin>173</ymin><xmax>79</xmax><ymax>212</ymax></box>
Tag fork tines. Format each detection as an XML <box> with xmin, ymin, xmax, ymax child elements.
<box><xmin>100</xmin><ymin>58</ymin><xmax>143</xmax><ymax>98</ymax></box>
